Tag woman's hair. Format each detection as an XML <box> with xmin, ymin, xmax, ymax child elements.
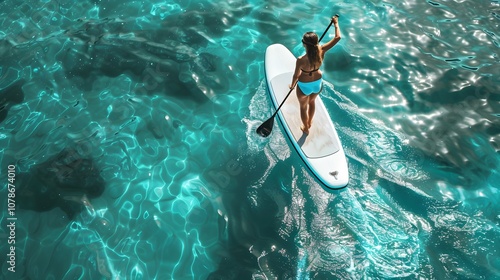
<box><xmin>302</xmin><ymin>32</ymin><xmax>322</xmax><ymax>69</ymax></box>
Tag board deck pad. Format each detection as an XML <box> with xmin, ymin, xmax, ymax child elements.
<box><xmin>270</xmin><ymin>73</ymin><xmax>340</xmax><ymax>159</ymax></box>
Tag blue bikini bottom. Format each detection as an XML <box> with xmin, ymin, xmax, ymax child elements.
<box><xmin>297</xmin><ymin>79</ymin><xmax>323</xmax><ymax>95</ymax></box>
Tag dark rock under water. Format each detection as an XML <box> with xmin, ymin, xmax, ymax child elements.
<box><xmin>0</xmin><ymin>79</ymin><xmax>25</xmax><ymax>124</ymax></box>
<box><xmin>17</xmin><ymin>148</ymin><xmax>105</xmax><ymax>219</ymax></box>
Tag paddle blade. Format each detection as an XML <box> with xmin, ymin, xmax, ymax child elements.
<box><xmin>256</xmin><ymin>117</ymin><xmax>275</xmax><ymax>137</ymax></box>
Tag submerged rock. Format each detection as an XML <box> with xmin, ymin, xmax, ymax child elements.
<box><xmin>58</xmin><ymin>15</ymin><xmax>238</xmax><ymax>102</ymax></box>
<box><xmin>17</xmin><ymin>148</ymin><xmax>105</xmax><ymax>219</ymax></box>
<box><xmin>0</xmin><ymin>79</ymin><xmax>25</xmax><ymax>124</ymax></box>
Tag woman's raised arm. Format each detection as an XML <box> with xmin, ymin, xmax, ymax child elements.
<box><xmin>321</xmin><ymin>16</ymin><xmax>341</xmax><ymax>53</ymax></box>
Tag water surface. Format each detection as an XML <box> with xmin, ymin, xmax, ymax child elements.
<box><xmin>1</xmin><ymin>0</ymin><xmax>499</xmax><ymax>279</ymax></box>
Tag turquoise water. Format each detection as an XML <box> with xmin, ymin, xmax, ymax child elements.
<box><xmin>1</xmin><ymin>0</ymin><xmax>499</xmax><ymax>279</ymax></box>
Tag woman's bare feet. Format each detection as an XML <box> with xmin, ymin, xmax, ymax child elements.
<box><xmin>301</xmin><ymin>124</ymin><xmax>309</xmax><ymax>135</ymax></box>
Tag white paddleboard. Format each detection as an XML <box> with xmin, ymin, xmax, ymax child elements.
<box><xmin>265</xmin><ymin>44</ymin><xmax>349</xmax><ymax>189</ymax></box>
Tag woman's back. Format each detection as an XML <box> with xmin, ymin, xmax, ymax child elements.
<box><xmin>297</xmin><ymin>55</ymin><xmax>323</xmax><ymax>82</ymax></box>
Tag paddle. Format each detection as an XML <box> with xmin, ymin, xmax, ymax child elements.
<box><xmin>256</xmin><ymin>15</ymin><xmax>339</xmax><ymax>137</ymax></box>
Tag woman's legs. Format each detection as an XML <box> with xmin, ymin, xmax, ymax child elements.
<box><xmin>296</xmin><ymin>87</ymin><xmax>310</xmax><ymax>134</ymax></box>
<box><xmin>296</xmin><ymin>86</ymin><xmax>321</xmax><ymax>135</ymax></box>
<box><xmin>307</xmin><ymin>93</ymin><xmax>319</xmax><ymax>128</ymax></box>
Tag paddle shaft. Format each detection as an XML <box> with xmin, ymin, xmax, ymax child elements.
<box><xmin>270</xmin><ymin>15</ymin><xmax>337</xmax><ymax>118</ymax></box>
<box><xmin>270</xmin><ymin>82</ymin><xmax>296</xmax><ymax>119</ymax></box>
<box><xmin>318</xmin><ymin>18</ymin><xmax>335</xmax><ymax>42</ymax></box>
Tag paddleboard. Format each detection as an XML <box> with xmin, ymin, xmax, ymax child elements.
<box><xmin>264</xmin><ymin>44</ymin><xmax>349</xmax><ymax>190</ymax></box>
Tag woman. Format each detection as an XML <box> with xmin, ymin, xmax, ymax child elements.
<box><xmin>290</xmin><ymin>16</ymin><xmax>341</xmax><ymax>135</ymax></box>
